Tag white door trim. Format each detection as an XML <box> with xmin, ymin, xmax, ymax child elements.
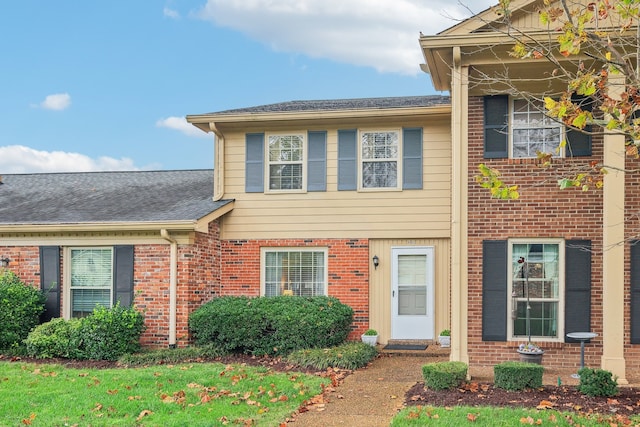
<box><xmin>391</xmin><ymin>246</ymin><xmax>434</xmax><ymax>340</ymax></box>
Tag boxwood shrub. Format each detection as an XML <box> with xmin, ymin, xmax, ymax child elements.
<box><xmin>24</xmin><ymin>303</ymin><xmax>145</xmax><ymax>361</ymax></box>
<box><xmin>0</xmin><ymin>270</ymin><xmax>46</xmax><ymax>350</ymax></box>
<box><xmin>494</xmin><ymin>361</ymin><xmax>543</xmax><ymax>390</ymax></box>
<box><xmin>78</xmin><ymin>303</ymin><xmax>145</xmax><ymax>360</ymax></box>
<box><xmin>577</xmin><ymin>367</ymin><xmax>618</xmax><ymax>397</ymax></box>
<box><xmin>189</xmin><ymin>295</ymin><xmax>353</xmax><ymax>356</ymax></box>
<box><xmin>422</xmin><ymin>361</ymin><xmax>468</xmax><ymax>390</ymax></box>
<box><xmin>25</xmin><ymin>318</ymin><xmax>83</xmax><ymax>359</ymax></box>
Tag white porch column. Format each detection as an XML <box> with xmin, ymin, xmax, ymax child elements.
<box><xmin>600</xmin><ymin>74</ymin><xmax>627</xmax><ymax>383</ymax></box>
<box><xmin>450</xmin><ymin>46</ymin><xmax>469</xmax><ymax>364</ymax></box>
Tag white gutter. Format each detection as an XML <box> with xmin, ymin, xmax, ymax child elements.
<box><xmin>160</xmin><ymin>229</ymin><xmax>178</xmax><ymax>348</ymax></box>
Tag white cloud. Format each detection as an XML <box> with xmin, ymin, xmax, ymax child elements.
<box><xmin>0</xmin><ymin>145</ymin><xmax>157</xmax><ymax>174</ymax></box>
<box><xmin>163</xmin><ymin>7</ymin><xmax>180</xmax><ymax>19</ymax></box>
<box><xmin>39</xmin><ymin>93</ymin><xmax>71</xmax><ymax>111</ymax></box>
<box><xmin>156</xmin><ymin>116</ymin><xmax>210</xmax><ymax>138</ymax></box>
<box><xmin>196</xmin><ymin>0</ymin><xmax>496</xmax><ymax>75</ymax></box>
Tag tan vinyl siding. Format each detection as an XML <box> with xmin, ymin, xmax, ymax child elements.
<box><xmin>220</xmin><ymin>118</ymin><xmax>451</xmax><ymax>240</ymax></box>
<box><xmin>368</xmin><ymin>238</ymin><xmax>450</xmax><ymax>345</ymax></box>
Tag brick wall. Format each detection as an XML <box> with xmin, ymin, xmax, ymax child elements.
<box><xmin>625</xmin><ymin>154</ymin><xmax>640</xmax><ymax>371</ymax></box>
<box><xmin>467</xmin><ymin>96</ymin><xmax>605</xmax><ymax>368</ymax></box>
<box><xmin>0</xmin><ymin>221</ymin><xmax>223</xmax><ymax>349</ymax></box>
<box><xmin>220</xmin><ymin>238</ymin><xmax>370</xmax><ymax>339</ymax></box>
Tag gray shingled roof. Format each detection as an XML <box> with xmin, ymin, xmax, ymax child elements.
<box><xmin>208</xmin><ymin>95</ymin><xmax>451</xmax><ymax>115</ymax></box>
<box><xmin>0</xmin><ymin>170</ymin><xmax>230</xmax><ymax>225</ymax></box>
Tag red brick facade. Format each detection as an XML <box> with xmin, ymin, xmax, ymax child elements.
<box><xmin>467</xmin><ymin>96</ymin><xmax>606</xmax><ymax>368</ymax></box>
<box><xmin>220</xmin><ymin>238</ymin><xmax>370</xmax><ymax>339</ymax></box>
<box><xmin>0</xmin><ymin>225</ymin><xmax>370</xmax><ymax>346</ymax></box>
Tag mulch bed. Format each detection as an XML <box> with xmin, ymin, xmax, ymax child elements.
<box><xmin>405</xmin><ymin>381</ymin><xmax>640</xmax><ymax>417</ymax></box>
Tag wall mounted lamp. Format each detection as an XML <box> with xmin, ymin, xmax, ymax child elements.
<box><xmin>372</xmin><ymin>255</ymin><xmax>379</xmax><ymax>270</ymax></box>
<box><xmin>0</xmin><ymin>257</ymin><xmax>10</xmax><ymax>268</ymax></box>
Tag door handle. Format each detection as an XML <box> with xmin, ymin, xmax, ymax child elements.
<box><xmin>392</xmin><ymin>290</ymin><xmax>395</xmax><ymax>297</ymax></box>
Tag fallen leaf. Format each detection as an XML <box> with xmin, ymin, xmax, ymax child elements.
<box><xmin>536</xmin><ymin>400</ymin><xmax>555</xmax><ymax>410</ymax></box>
<box><xmin>467</xmin><ymin>413</ymin><xmax>477</xmax><ymax>421</ymax></box>
<box><xmin>136</xmin><ymin>410</ymin><xmax>153</xmax><ymax>421</ymax></box>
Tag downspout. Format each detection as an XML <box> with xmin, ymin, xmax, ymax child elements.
<box><xmin>209</xmin><ymin>123</ymin><xmax>225</xmax><ymax>202</ymax></box>
<box><xmin>161</xmin><ymin>229</ymin><xmax>178</xmax><ymax>348</ymax></box>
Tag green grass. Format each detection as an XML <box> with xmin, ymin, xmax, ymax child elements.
<box><xmin>0</xmin><ymin>361</ymin><xmax>329</xmax><ymax>426</ymax></box>
<box><xmin>391</xmin><ymin>405</ymin><xmax>640</xmax><ymax>426</ymax></box>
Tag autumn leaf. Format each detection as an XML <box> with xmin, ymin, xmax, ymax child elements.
<box><xmin>536</xmin><ymin>400</ymin><xmax>555</xmax><ymax>409</ymax></box>
<box><xmin>136</xmin><ymin>410</ymin><xmax>153</xmax><ymax>421</ymax></box>
<box><xmin>467</xmin><ymin>412</ymin><xmax>478</xmax><ymax>421</ymax></box>
<box><xmin>21</xmin><ymin>413</ymin><xmax>36</xmax><ymax>425</ymax></box>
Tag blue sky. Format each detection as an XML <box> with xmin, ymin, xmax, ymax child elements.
<box><xmin>0</xmin><ymin>1</ymin><xmax>495</xmax><ymax>173</ymax></box>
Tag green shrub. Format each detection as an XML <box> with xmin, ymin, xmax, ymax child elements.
<box><xmin>0</xmin><ymin>271</ymin><xmax>46</xmax><ymax>350</ymax></box>
<box><xmin>117</xmin><ymin>345</ymin><xmax>224</xmax><ymax>367</ymax></box>
<box><xmin>494</xmin><ymin>361</ymin><xmax>543</xmax><ymax>390</ymax></box>
<box><xmin>77</xmin><ymin>303</ymin><xmax>145</xmax><ymax>360</ymax></box>
<box><xmin>577</xmin><ymin>367</ymin><xmax>618</xmax><ymax>397</ymax></box>
<box><xmin>287</xmin><ymin>342</ymin><xmax>378</xmax><ymax>370</ymax></box>
<box><xmin>189</xmin><ymin>296</ymin><xmax>353</xmax><ymax>356</ymax></box>
<box><xmin>422</xmin><ymin>361</ymin><xmax>468</xmax><ymax>390</ymax></box>
<box><xmin>25</xmin><ymin>318</ymin><xmax>83</xmax><ymax>359</ymax></box>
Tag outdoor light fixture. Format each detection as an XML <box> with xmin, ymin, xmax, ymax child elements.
<box><xmin>0</xmin><ymin>257</ymin><xmax>10</xmax><ymax>268</ymax></box>
<box><xmin>372</xmin><ymin>255</ymin><xmax>379</xmax><ymax>270</ymax></box>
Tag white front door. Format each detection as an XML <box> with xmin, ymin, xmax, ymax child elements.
<box><xmin>391</xmin><ymin>247</ymin><xmax>434</xmax><ymax>340</ymax></box>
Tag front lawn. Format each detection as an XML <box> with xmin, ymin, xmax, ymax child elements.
<box><xmin>0</xmin><ymin>361</ymin><xmax>329</xmax><ymax>426</ymax></box>
<box><xmin>391</xmin><ymin>405</ymin><xmax>640</xmax><ymax>426</ymax></box>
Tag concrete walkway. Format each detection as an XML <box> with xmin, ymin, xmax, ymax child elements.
<box><xmin>288</xmin><ymin>354</ymin><xmax>432</xmax><ymax>426</ymax></box>
<box><xmin>288</xmin><ymin>347</ymin><xmax>640</xmax><ymax>426</ymax></box>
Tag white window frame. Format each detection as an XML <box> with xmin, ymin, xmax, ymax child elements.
<box><xmin>358</xmin><ymin>129</ymin><xmax>401</xmax><ymax>191</ymax></box>
<box><xmin>260</xmin><ymin>247</ymin><xmax>328</xmax><ymax>297</ymax></box>
<box><xmin>266</xmin><ymin>132</ymin><xmax>307</xmax><ymax>193</ymax></box>
<box><xmin>507</xmin><ymin>239</ymin><xmax>565</xmax><ymax>342</ymax></box>
<box><xmin>63</xmin><ymin>247</ymin><xmax>114</xmax><ymax>319</ymax></box>
<box><xmin>510</xmin><ymin>99</ymin><xmax>564</xmax><ymax>159</ymax></box>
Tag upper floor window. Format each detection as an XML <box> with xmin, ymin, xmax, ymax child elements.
<box><xmin>483</xmin><ymin>95</ymin><xmax>591</xmax><ymax>159</ymax></box>
<box><xmin>69</xmin><ymin>247</ymin><xmax>113</xmax><ymax>317</ymax></box>
<box><xmin>512</xmin><ymin>99</ymin><xmax>563</xmax><ymax>158</ymax></box>
<box><xmin>262</xmin><ymin>248</ymin><xmax>327</xmax><ymax>297</ymax></box>
<box><xmin>268</xmin><ymin>134</ymin><xmax>304</xmax><ymax>191</ymax></box>
<box><xmin>360</xmin><ymin>130</ymin><xmax>399</xmax><ymax>189</ymax></box>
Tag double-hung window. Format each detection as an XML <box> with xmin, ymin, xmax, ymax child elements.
<box><xmin>360</xmin><ymin>130</ymin><xmax>399</xmax><ymax>189</ymax></box>
<box><xmin>268</xmin><ymin>133</ymin><xmax>304</xmax><ymax>191</ymax></box>
<box><xmin>512</xmin><ymin>99</ymin><xmax>563</xmax><ymax>158</ymax></box>
<box><xmin>69</xmin><ymin>247</ymin><xmax>113</xmax><ymax>317</ymax></box>
<box><xmin>508</xmin><ymin>240</ymin><xmax>564</xmax><ymax>340</ymax></box>
<box><xmin>262</xmin><ymin>248</ymin><xmax>327</xmax><ymax>297</ymax></box>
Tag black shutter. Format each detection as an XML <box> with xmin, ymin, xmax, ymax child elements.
<box><xmin>307</xmin><ymin>131</ymin><xmax>327</xmax><ymax>192</ymax></box>
<box><xmin>631</xmin><ymin>241</ymin><xmax>640</xmax><ymax>343</ymax></box>
<box><xmin>484</xmin><ymin>95</ymin><xmax>509</xmax><ymax>158</ymax></box>
<box><xmin>402</xmin><ymin>127</ymin><xmax>423</xmax><ymax>189</ymax></box>
<box><xmin>566</xmin><ymin>95</ymin><xmax>593</xmax><ymax>157</ymax></box>
<box><xmin>337</xmin><ymin>129</ymin><xmax>357</xmax><ymax>190</ymax></box>
<box><xmin>482</xmin><ymin>240</ymin><xmax>508</xmax><ymax>341</ymax></box>
<box><xmin>39</xmin><ymin>246</ymin><xmax>61</xmax><ymax>322</ymax></box>
<box><xmin>564</xmin><ymin>240</ymin><xmax>592</xmax><ymax>343</ymax></box>
<box><xmin>113</xmin><ymin>245</ymin><xmax>134</xmax><ymax>308</ymax></box>
<box><xmin>245</xmin><ymin>133</ymin><xmax>264</xmax><ymax>193</ymax></box>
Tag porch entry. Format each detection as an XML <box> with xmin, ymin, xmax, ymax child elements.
<box><xmin>391</xmin><ymin>246</ymin><xmax>434</xmax><ymax>340</ymax></box>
